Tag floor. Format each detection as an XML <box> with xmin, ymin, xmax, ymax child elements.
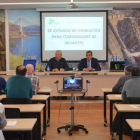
<box><xmin>44</xmin><ymin>100</ymin><xmax>138</xmax><ymax>140</ymax></box>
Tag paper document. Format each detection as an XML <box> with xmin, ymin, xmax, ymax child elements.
<box><xmin>130</xmin><ymin>105</ymin><xmax>140</xmax><ymax>108</ymax></box>
<box><xmin>43</xmin><ymin>87</ymin><xmax>51</xmax><ymax>89</ymax></box>
<box><xmin>6</xmin><ymin>121</ymin><xmax>17</xmax><ymax>127</ymax></box>
<box><xmin>115</xmin><ymin>95</ymin><xmax>121</xmax><ymax>97</ymax></box>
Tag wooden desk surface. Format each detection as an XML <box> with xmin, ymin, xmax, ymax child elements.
<box><xmin>126</xmin><ymin>119</ymin><xmax>140</xmax><ymax>131</ymax></box>
<box><xmin>0</xmin><ymin>95</ymin><xmax>50</xmax><ymax>101</ymax></box>
<box><xmin>3</xmin><ymin>118</ymin><xmax>37</xmax><ymax>131</ymax></box>
<box><xmin>0</xmin><ymin>71</ymin><xmax>124</xmax><ymax>75</ymax></box>
<box><xmin>116</xmin><ymin>104</ymin><xmax>140</xmax><ymax>112</ymax></box>
<box><xmin>107</xmin><ymin>95</ymin><xmax>122</xmax><ymax>101</ymax></box>
<box><xmin>38</xmin><ymin>88</ymin><xmax>52</xmax><ymax>93</ymax></box>
<box><xmin>4</xmin><ymin>104</ymin><xmax>44</xmax><ymax>112</ymax></box>
<box><xmin>32</xmin><ymin>95</ymin><xmax>49</xmax><ymax>100</ymax></box>
<box><xmin>101</xmin><ymin>88</ymin><xmax>112</xmax><ymax>92</ymax></box>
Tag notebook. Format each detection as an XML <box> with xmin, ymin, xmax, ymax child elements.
<box><xmin>63</xmin><ymin>77</ymin><xmax>83</xmax><ymax>91</ymax></box>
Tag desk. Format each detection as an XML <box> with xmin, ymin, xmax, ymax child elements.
<box><xmin>107</xmin><ymin>95</ymin><xmax>122</xmax><ymax>128</ymax></box>
<box><xmin>38</xmin><ymin>88</ymin><xmax>52</xmax><ymax>125</ymax></box>
<box><xmin>3</xmin><ymin>118</ymin><xmax>37</xmax><ymax>140</ymax></box>
<box><xmin>32</xmin><ymin>95</ymin><xmax>50</xmax><ymax>134</ymax></box>
<box><xmin>116</xmin><ymin>104</ymin><xmax>140</xmax><ymax>140</ymax></box>
<box><xmin>126</xmin><ymin>119</ymin><xmax>140</xmax><ymax>140</ymax></box>
<box><xmin>0</xmin><ymin>94</ymin><xmax>50</xmax><ymax>134</ymax></box>
<box><xmin>0</xmin><ymin>94</ymin><xmax>49</xmax><ymax>134</ymax></box>
<box><xmin>1</xmin><ymin>71</ymin><xmax>124</xmax><ymax>96</ymax></box>
<box><xmin>4</xmin><ymin>104</ymin><xmax>44</xmax><ymax>140</ymax></box>
<box><xmin>101</xmin><ymin>88</ymin><xmax>121</xmax><ymax>126</ymax></box>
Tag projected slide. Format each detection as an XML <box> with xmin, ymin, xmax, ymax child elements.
<box><xmin>41</xmin><ymin>11</ymin><xmax>107</xmax><ymax>61</ymax></box>
<box><xmin>45</xmin><ymin>17</ymin><xmax>103</xmax><ymax>51</ymax></box>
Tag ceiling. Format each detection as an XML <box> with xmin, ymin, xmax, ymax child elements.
<box><xmin>0</xmin><ymin>0</ymin><xmax>140</xmax><ymax>9</ymax></box>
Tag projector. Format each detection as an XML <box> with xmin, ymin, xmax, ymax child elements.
<box><xmin>66</xmin><ymin>3</ymin><xmax>79</xmax><ymax>9</ymax></box>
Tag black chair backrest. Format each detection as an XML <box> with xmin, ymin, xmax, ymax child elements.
<box><xmin>1</xmin><ymin>98</ymin><xmax>32</xmax><ymax>104</ymax></box>
<box><xmin>122</xmin><ymin>97</ymin><xmax>140</xmax><ymax>104</ymax></box>
<box><xmin>5</xmin><ymin>108</ymin><xmax>20</xmax><ymax>118</ymax></box>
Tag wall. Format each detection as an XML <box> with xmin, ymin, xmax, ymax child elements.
<box><xmin>2</xmin><ymin>8</ymin><xmax>140</xmax><ymax>71</ymax></box>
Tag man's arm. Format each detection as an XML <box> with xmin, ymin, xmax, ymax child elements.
<box><xmin>94</xmin><ymin>59</ymin><xmax>101</xmax><ymax>71</ymax></box>
<box><xmin>46</xmin><ymin>59</ymin><xmax>53</xmax><ymax>71</ymax></box>
<box><xmin>78</xmin><ymin>59</ymin><xmax>84</xmax><ymax>71</ymax></box>
<box><xmin>29</xmin><ymin>80</ymin><xmax>33</xmax><ymax>98</ymax></box>
<box><xmin>37</xmin><ymin>77</ymin><xmax>40</xmax><ymax>91</ymax></box>
<box><xmin>112</xmin><ymin>77</ymin><xmax>123</xmax><ymax>92</ymax></box>
<box><xmin>63</xmin><ymin>59</ymin><xmax>69</xmax><ymax>71</ymax></box>
<box><xmin>121</xmin><ymin>83</ymin><xmax>127</xmax><ymax>100</ymax></box>
<box><xmin>2</xmin><ymin>78</ymin><xmax>6</xmax><ymax>90</ymax></box>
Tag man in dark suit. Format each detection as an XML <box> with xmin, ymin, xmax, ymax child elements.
<box><xmin>78</xmin><ymin>51</ymin><xmax>101</xmax><ymax>71</ymax></box>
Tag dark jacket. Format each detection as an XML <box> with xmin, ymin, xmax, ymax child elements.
<box><xmin>78</xmin><ymin>58</ymin><xmax>101</xmax><ymax>71</ymax></box>
<box><xmin>111</xmin><ymin>97</ymin><xmax>140</xmax><ymax>136</ymax></box>
<box><xmin>112</xmin><ymin>74</ymin><xmax>131</xmax><ymax>92</ymax></box>
<box><xmin>46</xmin><ymin>57</ymin><xmax>69</xmax><ymax>71</ymax></box>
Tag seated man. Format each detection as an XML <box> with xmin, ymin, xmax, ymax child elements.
<box><xmin>46</xmin><ymin>50</ymin><xmax>69</xmax><ymax>72</ymax></box>
<box><xmin>78</xmin><ymin>51</ymin><xmax>101</xmax><ymax>71</ymax></box>
<box><xmin>122</xmin><ymin>67</ymin><xmax>140</xmax><ymax>100</ymax></box>
<box><xmin>26</xmin><ymin>64</ymin><xmax>40</xmax><ymax>95</ymax></box>
<box><xmin>5</xmin><ymin>65</ymin><xmax>33</xmax><ymax>98</ymax></box>
<box><xmin>0</xmin><ymin>76</ymin><xmax>6</xmax><ymax>92</ymax></box>
<box><xmin>0</xmin><ymin>103</ymin><xmax>7</xmax><ymax>140</ymax></box>
<box><xmin>112</xmin><ymin>65</ymin><xmax>133</xmax><ymax>92</ymax></box>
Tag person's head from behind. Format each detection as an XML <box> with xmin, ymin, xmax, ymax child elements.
<box><xmin>16</xmin><ymin>65</ymin><xmax>27</xmax><ymax>76</ymax></box>
<box><xmin>124</xmin><ymin>65</ymin><xmax>133</xmax><ymax>75</ymax></box>
<box><xmin>86</xmin><ymin>51</ymin><xmax>92</xmax><ymax>61</ymax></box>
<box><xmin>55</xmin><ymin>50</ymin><xmax>62</xmax><ymax>61</ymax></box>
<box><xmin>131</xmin><ymin>67</ymin><xmax>140</xmax><ymax>77</ymax></box>
<box><xmin>26</xmin><ymin>64</ymin><xmax>34</xmax><ymax>73</ymax></box>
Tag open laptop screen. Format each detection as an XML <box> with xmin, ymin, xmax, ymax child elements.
<box><xmin>63</xmin><ymin>77</ymin><xmax>83</xmax><ymax>90</ymax></box>
<box><xmin>110</xmin><ymin>61</ymin><xmax>125</xmax><ymax>72</ymax></box>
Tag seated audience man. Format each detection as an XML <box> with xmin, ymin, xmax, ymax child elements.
<box><xmin>78</xmin><ymin>51</ymin><xmax>101</xmax><ymax>71</ymax></box>
<box><xmin>0</xmin><ymin>103</ymin><xmax>7</xmax><ymax>140</ymax></box>
<box><xmin>5</xmin><ymin>65</ymin><xmax>33</xmax><ymax>98</ymax></box>
<box><xmin>122</xmin><ymin>67</ymin><xmax>140</xmax><ymax>100</ymax></box>
<box><xmin>112</xmin><ymin>65</ymin><xmax>133</xmax><ymax>92</ymax></box>
<box><xmin>26</xmin><ymin>64</ymin><xmax>40</xmax><ymax>95</ymax></box>
<box><xmin>46</xmin><ymin>50</ymin><xmax>69</xmax><ymax>72</ymax></box>
<box><xmin>0</xmin><ymin>76</ymin><xmax>6</xmax><ymax>93</ymax></box>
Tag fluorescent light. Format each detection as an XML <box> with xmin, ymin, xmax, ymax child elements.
<box><xmin>1</xmin><ymin>1</ymin><xmax>140</xmax><ymax>5</ymax></box>
<box><xmin>36</xmin><ymin>7</ymin><xmax>113</xmax><ymax>11</ymax></box>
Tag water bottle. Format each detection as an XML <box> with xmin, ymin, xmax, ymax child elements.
<box><xmin>47</xmin><ymin>65</ymin><xmax>50</xmax><ymax>72</ymax></box>
<box><xmin>73</xmin><ymin>65</ymin><xmax>76</xmax><ymax>72</ymax></box>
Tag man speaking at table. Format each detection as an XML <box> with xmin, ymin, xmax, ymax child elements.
<box><xmin>78</xmin><ymin>51</ymin><xmax>101</xmax><ymax>71</ymax></box>
<box><xmin>46</xmin><ymin>50</ymin><xmax>69</xmax><ymax>72</ymax></box>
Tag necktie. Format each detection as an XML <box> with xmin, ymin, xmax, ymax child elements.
<box><xmin>87</xmin><ymin>60</ymin><xmax>90</xmax><ymax>68</ymax></box>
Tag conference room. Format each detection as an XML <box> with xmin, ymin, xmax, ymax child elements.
<box><xmin>0</xmin><ymin>0</ymin><xmax>140</xmax><ymax>140</ymax></box>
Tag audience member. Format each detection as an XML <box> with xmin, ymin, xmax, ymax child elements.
<box><xmin>0</xmin><ymin>76</ymin><xmax>6</xmax><ymax>93</ymax></box>
<box><xmin>0</xmin><ymin>103</ymin><xmax>7</xmax><ymax>140</ymax></box>
<box><xmin>122</xmin><ymin>67</ymin><xmax>140</xmax><ymax>99</ymax></box>
<box><xmin>5</xmin><ymin>65</ymin><xmax>33</xmax><ymax>98</ymax></box>
<box><xmin>112</xmin><ymin>65</ymin><xmax>133</xmax><ymax>92</ymax></box>
<box><xmin>26</xmin><ymin>64</ymin><xmax>40</xmax><ymax>95</ymax></box>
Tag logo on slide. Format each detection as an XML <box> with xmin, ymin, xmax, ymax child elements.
<box><xmin>115</xmin><ymin>64</ymin><xmax>121</xmax><ymax>70</ymax></box>
<box><xmin>49</xmin><ymin>19</ymin><xmax>55</xmax><ymax>24</ymax></box>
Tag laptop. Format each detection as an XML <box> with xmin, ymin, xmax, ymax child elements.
<box><xmin>110</xmin><ymin>61</ymin><xmax>125</xmax><ymax>72</ymax></box>
<box><xmin>63</xmin><ymin>77</ymin><xmax>83</xmax><ymax>91</ymax></box>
